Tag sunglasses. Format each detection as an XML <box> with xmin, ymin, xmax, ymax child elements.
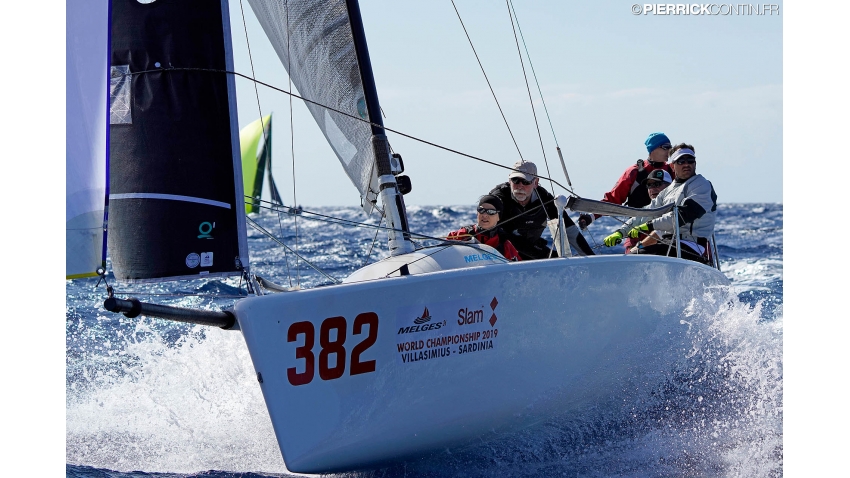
<box><xmin>660</xmin><ymin>144</ymin><xmax>672</xmax><ymax>151</ymax></box>
<box><xmin>477</xmin><ymin>206</ymin><xmax>499</xmax><ymax>216</ymax></box>
<box><xmin>646</xmin><ymin>181</ymin><xmax>666</xmax><ymax>189</ymax></box>
<box><xmin>510</xmin><ymin>177</ymin><xmax>532</xmax><ymax>185</ymax></box>
<box><xmin>674</xmin><ymin>158</ymin><xmax>696</xmax><ymax>165</ymax></box>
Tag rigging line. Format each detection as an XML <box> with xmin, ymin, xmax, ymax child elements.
<box><xmin>237</xmin><ymin>0</ymin><xmax>269</xmax><ymax>152</ymax></box>
<box><xmin>508</xmin><ymin>0</ymin><xmax>574</xmax><ymax>190</ymax></box>
<box><xmin>250</xmin><ymin>192</ymin><xmax>574</xmax><ymax>250</ymax></box>
<box><xmin>116</xmin><ymin>67</ymin><xmax>577</xmax><ymax>196</ymax></box>
<box><xmin>505</xmin><ymin>0</ymin><xmax>554</xmax><ymax>193</ymax></box>
<box><xmin>276</xmin><ymin>204</ymin><xmax>294</xmax><ymax>288</ymax></box>
<box><xmin>284</xmin><ymin>0</ymin><xmax>301</xmax><ymax>289</ymax></box>
<box><xmin>363</xmin><ymin>214</ymin><xmax>385</xmax><ymax>269</ymax></box>
<box><xmin>449</xmin><ymin>0</ymin><xmax>525</xmax><ymax>163</ymax></box>
<box><xmin>250</xmin><ymin>194</ymin><xmax>561</xmax><ymax>244</ymax></box>
<box><xmin>248</xmin><ymin>197</ymin><xmax>500</xmax><ymax>247</ymax></box>
<box><xmin>249</xmin><ymin>199</ymin><xmax>449</xmax><ymax>242</ymax></box>
<box><xmin>508</xmin><ymin>0</ymin><xmax>561</xmax><ymax>146</ymax></box>
<box><xmin>246</xmin><ymin>216</ymin><xmax>341</xmax><ymax>284</ymax></box>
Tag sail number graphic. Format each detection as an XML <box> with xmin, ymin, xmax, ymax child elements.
<box><xmin>287</xmin><ymin>312</ymin><xmax>378</xmax><ymax>386</ymax></box>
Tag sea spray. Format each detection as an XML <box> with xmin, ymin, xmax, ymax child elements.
<box><xmin>66</xmin><ymin>320</ymin><xmax>286</xmax><ymax>473</ymax></box>
<box><xmin>353</xmin><ymin>287</ymin><xmax>782</xmax><ymax>478</ymax></box>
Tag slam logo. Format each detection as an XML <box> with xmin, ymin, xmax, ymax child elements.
<box><xmin>413</xmin><ymin>307</ymin><xmax>431</xmax><ymax>324</ymax></box>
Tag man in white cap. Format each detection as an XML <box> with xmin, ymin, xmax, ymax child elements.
<box><xmin>578</xmin><ymin>132</ymin><xmax>675</xmax><ymax>252</ymax></box>
<box><xmin>489</xmin><ymin>160</ymin><xmax>594</xmax><ymax>260</ymax></box>
<box><xmin>618</xmin><ymin>143</ymin><xmax>717</xmax><ymax>263</ymax></box>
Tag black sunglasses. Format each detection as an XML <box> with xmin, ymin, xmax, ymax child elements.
<box><xmin>477</xmin><ymin>206</ymin><xmax>499</xmax><ymax>216</ymax></box>
<box><xmin>646</xmin><ymin>180</ymin><xmax>666</xmax><ymax>189</ymax></box>
<box><xmin>510</xmin><ymin>177</ymin><xmax>532</xmax><ymax>185</ymax></box>
<box><xmin>674</xmin><ymin>157</ymin><xmax>696</xmax><ymax>165</ymax></box>
<box><xmin>660</xmin><ymin>144</ymin><xmax>672</xmax><ymax>151</ymax></box>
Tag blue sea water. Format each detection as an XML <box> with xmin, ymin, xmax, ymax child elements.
<box><xmin>66</xmin><ymin>203</ymin><xmax>783</xmax><ymax>477</ymax></box>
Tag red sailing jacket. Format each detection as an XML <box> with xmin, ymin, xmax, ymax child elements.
<box><xmin>601</xmin><ymin>159</ymin><xmax>675</xmax><ymax>210</ymax></box>
<box><xmin>596</xmin><ymin>159</ymin><xmax>673</xmax><ymax>254</ymax></box>
<box><xmin>446</xmin><ymin>225</ymin><xmax>522</xmax><ymax>262</ymax></box>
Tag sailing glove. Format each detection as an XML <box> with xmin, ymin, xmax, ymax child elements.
<box><xmin>627</xmin><ymin>222</ymin><xmax>653</xmax><ymax>239</ymax></box>
<box><xmin>578</xmin><ymin>214</ymin><xmax>593</xmax><ymax>230</ymax></box>
<box><xmin>603</xmin><ymin>231</ymin><xmax>623</xmax><ymax>247</ymax></box>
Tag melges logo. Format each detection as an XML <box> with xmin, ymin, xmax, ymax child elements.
<box><xmin>413</xmin><ymin>307</ymin><xmax>431</xmax><ymax>324</ymax></box>
<box><xmin>398</xmin><ymin>306</ymin><xmax>445</xmax><ymax>335</ymax></box>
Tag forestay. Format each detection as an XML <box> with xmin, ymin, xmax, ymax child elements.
<box><xmin>247</xmin><ymin>0</ymin><xmax>380</xmax><ymax>214</ymax></box>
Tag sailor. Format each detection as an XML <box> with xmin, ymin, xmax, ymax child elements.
<box><xmin>446</xmin><ymin>195</ymin><xmax>521</xmax><ymax>261</ymax></box>
<box><xmin>489</xmin><ymin>161</ymin><xmax>594</xmax><ymax>260</ymax></box>
<box><xmin>578</xmin><ymin>132</ymin><xmax>675</xmax><ymax>253</ymax></box>
<box><xmin>620</xmin><ymin>144</ymin><xmax>717</xmax><ymax>263</ymax></box>
<box><xmin>602</xmin><ymin>169</ymin><xmax>672</xmax><ymax>251</ymax></box>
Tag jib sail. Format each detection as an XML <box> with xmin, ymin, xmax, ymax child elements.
<box><xmin>247</xmin><ymin>0</ymin><xmax>383</xmax><ymax>213</ymax></box>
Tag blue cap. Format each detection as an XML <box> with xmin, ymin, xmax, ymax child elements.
<box><xmin>645</xmin><ymin>132</ymin><xmax>671</xmax><ymax>154</ymax></box>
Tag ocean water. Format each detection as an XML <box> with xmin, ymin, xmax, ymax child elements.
<box><xmin>66</xmin><ymin>203</ymin><xmax>783</xmax><ymax>477</ymax></box>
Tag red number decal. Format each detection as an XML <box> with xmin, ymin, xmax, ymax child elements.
<box><xmin>319</xmin><ymin>316</ymin><xmax>347</xmax><ymax>380</ymax></box>
<box><xmin>287</xmin><ymin>313</ymin><xmax>378</xmax><ymax>386</ymax></box>
<box><xmin>286</xmin><ymin>321</ymin><xmax>315</xmax><ymax>386</ymax></box>
<box><xmin>350</xmin><ymin>312</ymin><xmax>378</xmax><ymax>375</ymax></box>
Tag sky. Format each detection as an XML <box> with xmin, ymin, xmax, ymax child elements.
<box><xmin>228</xmin><ymin>0</ymin><xmax>783</xmax><ymax>208</ymax></box>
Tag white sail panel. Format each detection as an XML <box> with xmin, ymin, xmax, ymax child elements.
<box><xmin>66</xmin><ymin>0</ymin><xmax>109</xmax><ymax>279</ymax></box>
<box><xmin>247</xmin><ymin>0</ymin><xmax>379</xmax><ymax>212</ymax></box>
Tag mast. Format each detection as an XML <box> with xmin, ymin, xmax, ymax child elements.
<box><xmin>345</xmin><ymin>0</ymin><xmax>415</xmax><ymax>256</ymax></box>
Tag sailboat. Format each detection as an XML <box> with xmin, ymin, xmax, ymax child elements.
<box><xmin>240</xmin><ymin>114</ymin><xmax>283</xmax><ymax>214</ymax></box>
<box><xmin>67</xmin><ymin>0</ymin><xmax>730</xmax><ymax>473</ymax></box>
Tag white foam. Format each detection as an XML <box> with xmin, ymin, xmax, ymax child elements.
<box><xmin>66</xmin><ymin>321</ymin><xmax>288</xmax><ymax>474</ymax></box>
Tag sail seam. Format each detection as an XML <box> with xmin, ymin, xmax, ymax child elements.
<box><xmin>109</xmin><ymin>193</ymin><xmax>231</xmax><ymax>209</ymax></box>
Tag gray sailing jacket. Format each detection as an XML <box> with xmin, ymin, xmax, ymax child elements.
<box><xmin>619</xmin><ymin>174</ymin><xmax>717</xmax><ymax>242</ymax></box>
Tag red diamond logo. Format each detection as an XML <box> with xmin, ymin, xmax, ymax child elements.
<box><xmin>489</xmin><ymin>313</ymin><xmax>497</xmax><ymax>327</ymax></box>
<box><xmin>490</xmin><ymin>297</ymin><xmax>498</xmax><ymax>310</ymax></box>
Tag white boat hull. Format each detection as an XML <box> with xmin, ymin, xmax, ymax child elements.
<box><xmin>234</xmin><ymin>253</ymin><xmax>729</xmax><ymax>473</ymax></box>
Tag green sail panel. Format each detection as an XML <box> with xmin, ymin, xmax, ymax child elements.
<box><xmin>240</xmin><ymin>114</ymin><xmax>272</xmax><ymax>214</ymax></box>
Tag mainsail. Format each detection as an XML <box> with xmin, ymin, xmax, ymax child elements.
<box><xmin>247</xmin><ymin>0</ymin><xmax>381</xmax><ymax>213</ymax></box>
<box><xmin>107</xmin><ymin>0</ymin><xmax>249</xmax><ymax>282</ymax></box>
<box><xmin>66</xmin><ymin>0</ymin><xmax>109</xmax><ymax>279</ymax></box>
<box><xmin>240</xmin><ymin>114</ymin><xmax>282</xmax><ymax>214</ymax></box>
